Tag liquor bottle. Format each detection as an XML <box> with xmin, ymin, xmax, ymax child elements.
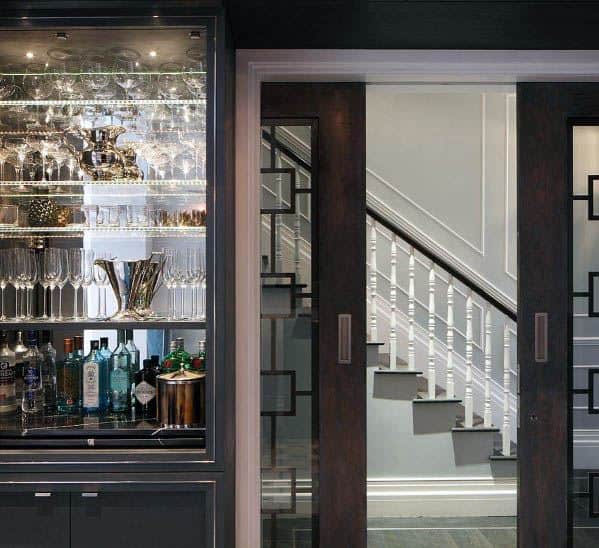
<box><xmin>82</xmin><ymin>340</ymin><xmax>105</xmax><ymax>414</ymax></box>
<box><xmin>191</xmin><ymin>340</ymin><xmax>207</xmax><ymax>371</ymax></box>
<box><xmin>161</xmin><ymin>340</ymin><xmax>180</xmax><ymax>373</ymax></box>
<box><xmin>134</xmin><ymin>358</ymin><xmax>157</xmax><ymax>418</ymax></box>
<box><xmin>39</xmin><ymin>330</ymin><xmax>57</xmax><ymax>414</ymax></box>
<box><xmin>109</xmin><ymin>331</ymin><xmax>131</xmax><ymax>413</ymax></box>
<box><xmin>99</xmin><ymin>337</ymin><xmax>112</xmax><ymax>363</ymax></box>
<box><xmin>73</xmin><ymin>335</ymin><xmax>84</xmax><ymax>360</ymax></box>
<box><xmin>0</xmin><ymin>331</ymin><xmax>16</xmax><ymax>415</ymax></box>
<box><xmin>13</xmin><ymin>330</ymin><xmax>27</xmax><ymax>406</ymax></box>
<box><xmin>150</xmin><ymin>355</ymin><xmax>160</xmax><ymax>370</ymax></box>
<box><xmin>125</xmin><ymin>330</ymin><xmax>139</xmax><ymax>373</ymax></box>
<box><xmin>175</xmin><ymin>337</ymin><xmax>191</xmax><ymax>369</ymax></box>
<box><xmin>57</xmin><ymin>338</ymin><xmax>80</xmax><ymax>414</ymax></box>
<box><xmin>21</xmin><ymin>331</ymin><xmax>44</xmax><ymax>415</ymax></box>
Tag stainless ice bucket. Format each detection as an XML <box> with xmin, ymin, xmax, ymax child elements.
<box><xmin>94</xmin><ymin>252</ymin><xmax>165</xmax><ymax>320</ymax></box>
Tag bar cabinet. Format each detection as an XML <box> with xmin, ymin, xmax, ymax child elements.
<box><xmin>0</xmin><ymin>5</ymin><xmax>234</xmax><ymax>547</ymax></box>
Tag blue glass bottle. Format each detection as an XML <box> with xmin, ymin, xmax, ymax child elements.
<box><xmin>110</xmin><ymin>331</ymin><xmax>131</xmax><ymax>413</ymax></box>
<box><xmin>81</xmin><ymin>340</ymin><xmax>106</xmax><ymax>414</ymax></box>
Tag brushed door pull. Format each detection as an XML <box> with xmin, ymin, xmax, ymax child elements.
<box><xmin>535</xmin><ymin>313</ymin><xmax>548</xmax><ymax>363</ymax></box>
<box><xmin>34</xmin><ymin>492</ymin><xmax>52</xmax><ymax>497</ymax></box>
<box><xmin>81</xmin><ymin>492</ymin><xmax>98</xmax><ymax>498</ymax></box>
<box><xmin>338</xmin><ymin>314</ymin><xmax>351</xmax><ymax>364</ymax></box>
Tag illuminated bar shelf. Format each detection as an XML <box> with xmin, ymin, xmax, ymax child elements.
<box><xmin>0</xmin><ymin>179</ymin><xmax>207</xmax><ymax>187</ymax></box>
<box><xmin>0</xmin><ymin>98</ymin><xmax>206</xmax><ymax>107</ymax></box>
<box><xmin>0</xmin><ymin>226</ymin><xmax>206</xmax><ymax>238</ymax></box>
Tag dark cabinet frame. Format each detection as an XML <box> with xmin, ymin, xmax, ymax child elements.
<box><xmin>0</xmin><ymin>5</ymin><xmax>235</xmax><ymax>547</ymax></box>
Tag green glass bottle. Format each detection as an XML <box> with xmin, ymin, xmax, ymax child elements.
<box><xmin>175</xmin><ymin>337</ymin><xmax>191</xmax><ymax>370</ymax></box>
<box><xmin>109</xmin><ymin>331</ymin><xmax>131</xmax><ymax>413</ymax></box>
<box><xmin>161</xmin><ymin>340</ymin><xmax>180</xmax><ymax>373</ymax></box>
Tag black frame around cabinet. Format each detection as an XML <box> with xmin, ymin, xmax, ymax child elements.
<box><xmin>0</xmin><ymin>6</ymin><xmax>235</xmax><ymax>548</ymax></box>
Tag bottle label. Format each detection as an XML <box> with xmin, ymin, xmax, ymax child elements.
<box><xmin>83</xmin><ymin>362</ymin><xmax>99</xmax><ymax>408</ymax></box>
<box><xmin>0</xmin><ymin>360</ymin><xmax>15</xmax><ymax>402</ymax></box>
<box><xmin>110</xmin><ymin>368</ymin><xmax>129</xmax><ymax>392</ymax></box>
<box><xmin>23</xmin><ymin>365</ymin><xmax>41</xmax><ymax>389</ymax></box>
<box><xmin>135</xmin><ymin>381</ymin><xmax>156</xmax><ymax>405</ymax></box>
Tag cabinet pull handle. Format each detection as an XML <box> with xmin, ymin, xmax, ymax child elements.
<box><xmin>34</xmin><ymin>492</ymin><xmax>52</xmax><ymax>497</ymax></box>
<box><xmin>81</xmin><ymin>492</ymin><xmax>98</xmax><ymax>498</ymax></box>
<box><xmin>338</xmin><ymin>313</ymin><xmax>352</xmax><ymax>364</ymax></box>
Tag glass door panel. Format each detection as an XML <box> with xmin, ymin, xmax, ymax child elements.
<box><xmin>260</xmin><ymin>122</ymin><xmax>316</xmax><ymax>546</ymax></box>
<box><xmin>0</xmin><ymin>25</ymin><xmax>212</xmax><ymax>449</ymax></box>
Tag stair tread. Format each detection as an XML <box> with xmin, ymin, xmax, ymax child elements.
<box><xmin>489</xmin><ymin>454</ymin><xmax>517</xmax><ymax>461</ymax></box>
<box><xmin>413</xmin><ymin>397</ymin><xmax>462</xmax><ymax>404</ymax></box>
<box><xmin>452</xmin><ymin>426</ymin><xmax>500</xmax><ymax>433</ymax></box>
<box><xmin>375</xmin><ymin>367</ymin><xmax>422</xmax><ymax>375</ymax></box>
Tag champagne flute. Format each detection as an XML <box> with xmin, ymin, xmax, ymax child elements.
<box><xmin>42</xmin><ymin>248</ymin><xmax>62</xmax><ymax>321</ymax></box>
<box><xmin>81</xmin><ymin>249</ymin><xmax>94</xmax><ymax>319</ymax></box>
<box><xmin>56</xmin><ymin>249</ymin><xmax>69</xmax><ymax>321</ymax></box>
<box><xmin>68</xmin><ymin>248</ymin><xmax>84</xmax><ymax>320</ymax></box>
<box><xmin>0</xmin><ymin>249</ymin><xmax>14</xmax><ymax>320</ymax></box>
<box><xmin>24</xmin><ymin>249</ymin><xmax>38</xmax><ymax>319</ymax></box>
<box><xmin>93</xmin><ymin>252</ymin><xmax>109</xmax><ymax>320</ymax></box>
<box><xmin>163</xmin><ymin>249</ymin><xmax>177</xmax><ymax>320</ymax></box>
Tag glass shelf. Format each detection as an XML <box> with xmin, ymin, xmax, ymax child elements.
<box><xmin>0</xmin><ymin>70</ymin><xmax>206</xmax><ymax>77</ymax></box>
<box><xmin>0</xmin><ymin>319</ymin><xmax>206</xmax><ymax>330</ymax></box>
<box><xmin>0</xmin><ymin>98</ymin><xmax>206</xmax><ymax>107</ymax></box>
<box><xmin>0</xmin><ymin>179</ymin><xmax>206</xmax><ymax>186</ymax></box>
<box><xmin>0</xmin><ymin>226</ymin><xmax>206</xmax><ymax>238</ymax></box>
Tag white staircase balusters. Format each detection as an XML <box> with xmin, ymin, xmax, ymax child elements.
<box><xmin>389</xmin><ymin>234</ymin><xmax>398</xmax><ymax>369</ymax></box>
<box><xmin>427</xmin><ymin>263</ymin><xmax>436</xmax><ymax>399</ymax></box>
<box><xmin>446</xmin><ymin>277</ymin><xmax>455</xmax><ymax>399</ymax></box>
<box><xmin>464</xmin><ymin>291</ymin><xmax>474</xmax><ymax>428</ymax></box>
<box><xmin>408</xmin><ymin>246</ymin><xmax>416</xmax><ymax>371</ymax></box>
<box><xmin>369</xmin><ymin>221</ymin><xmax>378</xmax><ymax>342</ymax></box>
<box><xmin>503</xmin><ymin>324</ymin><xmax>512</xmax><ymax>456</ymax></box>
<box><xmin>484</xmin><ymin>307</ymin><xmax>493</xmax><ymax>428</ymax></box>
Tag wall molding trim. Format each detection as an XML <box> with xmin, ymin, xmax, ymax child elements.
<box><xmin>236</xmin><ymin>49</ymin><xmax>599</xmax><ymax>545</ymax></box>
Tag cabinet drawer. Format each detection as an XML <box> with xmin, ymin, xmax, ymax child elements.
<box><xmin>71</xmin><ymin>488</ymin><xmax>211</xmax><ymax>548</ymax></box>
<box><xmin>0</xmin><ymin>492</ymin><xmax>69</xmax><ymax>548</ymax></box>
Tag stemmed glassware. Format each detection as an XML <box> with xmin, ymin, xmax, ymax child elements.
<box><xmin>41</xmin><ymin>248</ymin><xmax>62</xmax><ymax>321</ymax></box>
<box><xmin>56</xmin><ymin>249</ymin><xmax>69</xmax><ymax>321</ymax></box>
<box><xmin>68</xmin><ymin>248</ymin><xmax>84</xmax><ymax>320</ymax></box>
<box><xmin>0</xmin><ymin>250</ymin><xmax>13</xmax><ymax>320</ymax></box>
<box><xmin>93</xmin><ymin>251</ymin><xmax>110</xmax><ymax>319</ymax></box>
<box><xmin>22</xmin><ymin>249</ymin><xmax>38</xmax><ymax>319</ymax></box>
<box><xmin>81</xmin><ymin>249</ymin><xmax>95</xmax><ymax>319</ymax></box>
<box><xmin>163</xmin><ymin>249</ymin><xmax>177</xmax><ymax>320</ymax></box>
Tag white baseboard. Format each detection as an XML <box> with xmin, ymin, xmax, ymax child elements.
<box><xmin>367</xmin><ymin>477</ymin><xmax>517</xmax><ymax>518</ymax></box>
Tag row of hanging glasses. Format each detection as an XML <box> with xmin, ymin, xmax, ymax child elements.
<box><xmin>0</xmin><ymin>45</ymin><xmax>207</xmax><ymax>103</ymax></box>
<box><xmin>0</xmin><ymin>132</ymin><xmax>206</xmax><ymax>184</ymax></box>
<box><xmin>0</xmin><ymin>246</ymin><xmax>206</xmax><ymax>322</ymax></box>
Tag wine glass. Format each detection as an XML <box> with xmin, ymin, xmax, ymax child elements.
<box><xmin>0</xmin><ymin>249</ymin><xmax>14</xmax><ymax>320</ymax></box>
<box><xmin>81</xmin><ymin>249</ymin><xmax>94</xmax><ymax>319</ymax></box>
<box><xmin>68</xmin><ymin>248</ymin><xmax>84</xmax><ymax>320</ymax></box>
<box><xmin>42</xmin><ymin>248</ymin><xmax>62</xmax><ymax>321</ymax></box>
<box><xmin>162</xmin><ymin>249</ymin><xmax>177</xmax><ymax>320</ymax></box>
<box><xmin>13</xmin><ymin>249</ymin><xmax>29</xmax><ymax>320</ymax></box>
<box><xmin>56</xmin><ymin>249</ymin><xmax>69</xmax><ymax>320</ymax></box>
<box><xmin>93</xmin><ymin>251</ymin><xmax>110</xmax><ymax>320</ymax></box>
<box><xmin>23</xmin><ymin>249</ymin><xmax>38</xmax><ymax>319</ymax></box>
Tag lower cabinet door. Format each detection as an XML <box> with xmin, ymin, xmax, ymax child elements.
<box><xmin>70</xmin><ymin>487</ymin><xmax>212</xmax><ymax>548</ymax></box>
<box><xmin>0</xmin><ymin>492</ymin><xmax>69</xmax><ymax>548</ymax></box>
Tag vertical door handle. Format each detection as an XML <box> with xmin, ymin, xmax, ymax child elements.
<box><xmin>338</xmin><ymin>314</ymin><xmax>351</xmax><ymax>364</ymax></box>
<box><xmin>535</xmin><ymin>312</ymin><xmax>548</xmax><ymax>363</ymax></box>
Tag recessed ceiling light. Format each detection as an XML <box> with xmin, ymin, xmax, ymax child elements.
<box><xmin>153</xmin><ymin>15</ymin><xmax>159</xmax><ymax>19</ymax></box>
<box><xmin>149</xmin><ymin>50</ymin><xmax>157</xmax><ymax>58</ymax></box>
<box><xmin>25</xmin><ymin>52</ymin><xmax>34</xmax><ymax>59</ymax></box>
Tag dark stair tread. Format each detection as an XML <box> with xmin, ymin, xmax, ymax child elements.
<box><xmin>375</xmin><ymin>368</ymin><xmax>422</xmax><ymax>375</ymax></box>
<box><xmin>489</xmin><ymin>454</ymin><xmax>517</xmax><ymax>461</ymax></box>
<box><xmin>452</xmin><ymin>426</ymin><xmax>500</xmax><ymax>433</ymax></box>
<box><xmin>413</xmin><ymin>397</ymin><xmax>462</xmax><ymax>404</ymax></box>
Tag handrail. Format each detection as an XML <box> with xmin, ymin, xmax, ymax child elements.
<box><xmin>262</xmin><ymin>124</ymin><xmax>517</xmax><ymax>322</ymax></box>
<box><xmin>367</xmin><ymin>206</ymin><xmax>517</xmax><ymax>322</ymax></box>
